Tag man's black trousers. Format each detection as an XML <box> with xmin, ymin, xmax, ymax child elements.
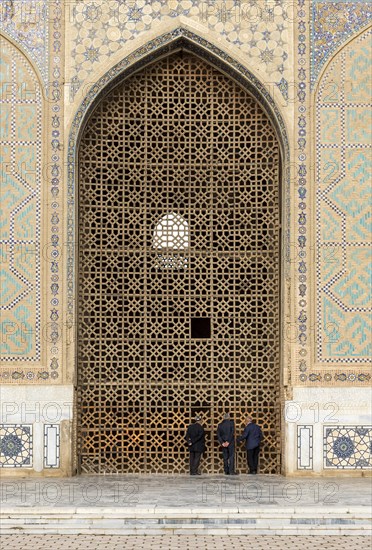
<box><xmin>222</xmin><ymin>444</ymin><xmax>235</xmax><ymax>474</ymax></box>
<box><xmin>189</xmin><ymin>451</ymin><xmax>202</xmax><ymax>474</ymax></box>
<box><xmin>246</xmin><ymin>446</ymin><xmax>260</xmax><ymax>473</ymax></box>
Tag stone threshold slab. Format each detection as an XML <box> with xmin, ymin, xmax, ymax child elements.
<box><xmin>1</xmin><ymin>527</ymin><xmax>371</xmax><ymax>536</ymax></box>
<box><xmin>1</xmin><ymin>505</ymin><xmax>370</xmax><ymax>516</ymax></box>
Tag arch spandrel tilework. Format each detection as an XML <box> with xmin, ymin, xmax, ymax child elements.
<box><xmin>66</xmin><ymin>0</ymin><xmax>292</xmax><ymax>102</ymax></box>
<box><xmin>0</xmin><ymin>35</ymin><xmax>42</xmax><ymax>364</ymax></box>
<box><xmin>311</xmin><ymin>0</ymin><xmax>372</xmax><ymax>90</ymax></box>
<box><xmin>316</xmin><ymin>28</ymin><xmax>372</xmax><ymax>365</ymax></box>
<box><xmin>0</xmin><ymin>1</ymin><xmax>49</xmax><ymax>84</ymax></box>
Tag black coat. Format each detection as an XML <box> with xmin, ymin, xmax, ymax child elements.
<box><xmin>237</xmin><ymin>422</ymin><xmax>263</xmax><ymax>450</ymax></box>
<box><xmin>185</xmin><ymin>422</ymin><xmax>206</xmax><ymax>453</ymax></box>
<box><xmin>217</xmin><ymin>419</ymin><xmax>235</xmax><ymax>446</ymax></box>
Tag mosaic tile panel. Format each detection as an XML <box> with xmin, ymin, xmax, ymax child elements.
<box><xmin>0</xmin><ymin>0</ymin><xmax>64</xmax><ymax>382</ymax></box>
<box><xmin>0</xmin><ymin>424</ymin><xmax>33</xmax><ymax>467</ymax></box>
<box><xmin>316</xmin><ymin>28</ymin><xmax>372</xmax><ymax>363</ymax></box>
<box><xmin>311</xmin><ymin>0</ymin><xmax>372</xmax><ymax>89</ymax></box>
<box><xmin>324</xmin><ymin>425</ymin><xmax>372</xmax><ymax>468</ymax></box>
<box><xmin>0</xmin><ymin>0</ymin><xmax>49</xmax><ymax>83</ymax></box>
<box><xmin>0</xmin><ymin>35</ymin><xmax>42</xmax><ymax>362</ymax></box>
<box><xmin>67</xmin><ymin>0</ymin><xmax>291</xmax><ymax>101</ymax></box>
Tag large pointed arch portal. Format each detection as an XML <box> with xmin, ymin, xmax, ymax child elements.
<box><xmin>71</xmin><ymin>30</ymin><xmax>289</xmax><ymax>474</ymax></box>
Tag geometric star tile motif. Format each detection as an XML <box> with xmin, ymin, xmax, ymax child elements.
<box><xmin>316</xmin><ymin>28</ymin><xmax>372</xmax><ymax>362</ymax></box>
<box><xmin>0</xmin><ymin>424</ymin><xmax>33</xmax><ymax>467</ymax></box>
<box><xmin>0</xmin><ymin>36</ymin><xmax>42</xmax><ymax>361</ymax></box>
<box><xmin>68</xmin><ymin>0</ymin><xmax>291</xmax><ymax>101</ymax></box>
<box><xmin>324</xmin><ymin>426</ymin><xmax>372</xmax><ymax>468</ymax></box>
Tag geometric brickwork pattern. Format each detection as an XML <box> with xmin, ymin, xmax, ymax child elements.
<box><xmin>316</xmin><ymin>28</ymin><xmax>372</xmax><ymax>363</ymax></box>
<box><xmin>78</xmin><ymin>52</ymin><xmax>281</xmax><ymax>474</ymax></box>
<box><xmin>68</xmin><ymin>0</ymin><xmax>291</xmax><ymax>101</ymax></box>
<box><xmin>0</xmin><ymin>35</ymin><xmax>42</xmax><ymax>362</ymax></box>
<box><xmin>0</xmin><ymin>424</ymin><xmax>33</xmax><ymax>467</ymax></box>
<box><xmin>324</xmin><ymin>426</ymin><xmax>372</xmax><ymax>468</ymax></box>
<box><xmin>0</xmin><ymin>0</ymin><xmax>49</xmax><ymax>83</ymax></box>
<box><xmin>311</xmin><ymin>0</ymin><xmax>372</xmax><ymax>89</ymax></box>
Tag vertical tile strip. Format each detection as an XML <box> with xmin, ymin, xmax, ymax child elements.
<box><xmin>44</xmin><ymin>424</ymin><xmax>60</xmax><ymax>468</ymax></box>
<box><xmin>297</xmin><ymin>425</ymin><xmax>313</xmax><ymax>470</ymax></box>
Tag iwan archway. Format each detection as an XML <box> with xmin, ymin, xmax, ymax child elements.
<box><xmin>72</xmin><ymin>30</ymin><xmax>289</xmax><ymax>474</ymax></box>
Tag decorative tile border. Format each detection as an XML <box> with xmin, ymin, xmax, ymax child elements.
<box><xmin>0</xmin><ymin>424</ymin><xmax>33</xmax><ymax>467</ymax></box>
<box><xmin>47</xmin><ymin>0</ymin><xmax>63</xmax><ymax>382</ymax></box>
<box><xmin>324</xmin><ymin>425</ymin><xmax>372</xmax><ymax>468</ymax></box>
<box><xmin>296</xmin><ymin>0</ymin><xmax>309</xmax><ymax>380</ymax></box>
<box><xmin>297</xmin><ymin>425</ymin><xmax>313</xmax><ymax>470</ymax></box>
<box><xmin>305</xmin><ymin>372</ymin><xmax>371</xmax><ymax>383</ymax></box>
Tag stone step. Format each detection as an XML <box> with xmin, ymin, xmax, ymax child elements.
<box><xmin>1</xmin><ymin>507</ymin><xmax>371</xmax><ymax>536</ymax></box>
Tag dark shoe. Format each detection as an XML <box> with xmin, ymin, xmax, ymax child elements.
<box><xmin>196</xmin><ymin>472</ymin><xmax>202</xmax><ymax>475</ymax></box>
<box><xmin>224</xmin><ymin>472</ymin><xmax>229</xmax><ymax>475</ymax></box>
<box><xmin>230</xmin><ymin>472</ymin><xmax>239</xmax><ymax>475</ymax></box>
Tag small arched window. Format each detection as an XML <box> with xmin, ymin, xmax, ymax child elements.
<box><xmin>153</xmin><ymin>213</ymin><xmax>189</xmax><ymax>268</ymax></box>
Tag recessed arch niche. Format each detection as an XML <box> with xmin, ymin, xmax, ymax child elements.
<box><xmin>75</xmin><ymin>35</ymin><xmax>286</xmax><ymax>474</ymax></box>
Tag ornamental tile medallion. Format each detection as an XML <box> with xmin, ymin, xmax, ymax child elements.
<box><xmin>0</xmin><ymin>424</ymin><xmax>33</xmax><ymax>467</ymax></box>
<box><xmin>324</xmin><ymin>425</ymin><xmax>372</xmax><ymax>468</ymax></box>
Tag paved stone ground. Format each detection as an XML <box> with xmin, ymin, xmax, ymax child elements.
<box><xmin>1</xmin><ymin>474</ymin><xmax>371</xmax><ymax>508</ymax></box>
<box><xmin>1</xmin><ymin>535</ymin><xmax>372</xmax><ymax>550</ymax></box>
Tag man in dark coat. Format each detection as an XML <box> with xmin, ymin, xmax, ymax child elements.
<box><xmin>217</xmin><ymin>413</ymin><xmax>238</xmax><ymax>475</ymax></box>
<box><xmin>237</xmin><ymin>415</ymin><xmax>263</xmax><ymax>474</ymax></box>
<box><xmin>185</xmin><ymin>415</ymin><xmax>206</xmax><ymax>475</ymax></box>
